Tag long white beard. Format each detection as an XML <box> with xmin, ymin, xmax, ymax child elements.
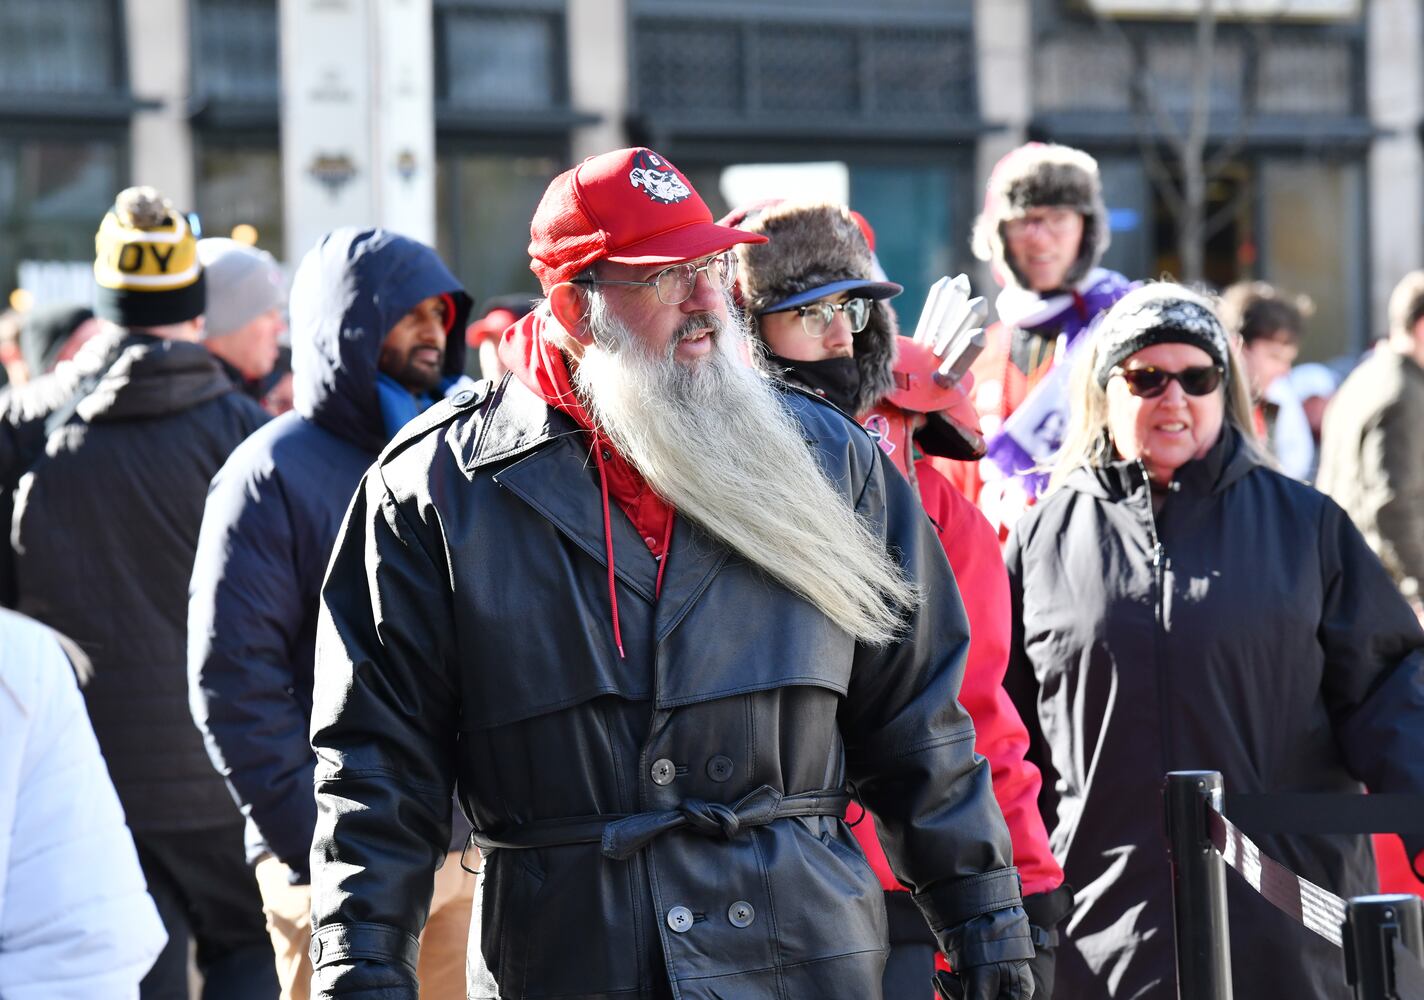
<box><xmin>560</xmin><ymin>294</ymin><xmax>918</xmax><ymax>645</ymax></box>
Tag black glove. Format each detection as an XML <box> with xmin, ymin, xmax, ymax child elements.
<box><xmin>935</xmin><ymin>907</ymin><xmax>1036</xmax><ymax>1000</ymax></box>
<box><xmin>932</xmin><ymin>960</ymin><xmax>1033</xmax><ymax>1000</ymax></box>
<box><xmin>1021</xmin><ymin>884</ymin><xmax>1075</xmax><ymax>999</ymax></box>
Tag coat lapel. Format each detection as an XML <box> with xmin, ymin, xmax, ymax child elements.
<box><xmin>482</xmin><ymin>380</ymin><xmax>660</xmax><ymax>603</ymax></box>
<box><xmin>476</xmin><ymin>375</ymin><xmax>731</xmax><ymax>623</ymax></box>
<box><xmin>653</xmin><ymin>514</ymin><xmax>730</xmax><ymax>642</ymax></box>
<box><xmin>495</xmin><ymin>436</ymin><xmax>662</xmax><ymax>604</ymax></box>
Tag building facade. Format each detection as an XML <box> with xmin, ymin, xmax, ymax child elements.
<box><xmin>1</xmin><ymin>0</ymin><xmax>1418</xmax><ymax>359</ymax></box>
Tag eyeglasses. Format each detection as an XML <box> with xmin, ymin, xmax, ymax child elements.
<box><xmin>570</xmin><ymin>251</ymin><xmax>738</xmax><ymax>305</ymax></box>
<box><xmin>772</xmin><ymin>297</ymin><xmax>871</xmax><ymax>338</ymax></box>
<box><xmin>1003</xmin><ymin>207</ymin><xmax>1080</xmax><ymax>239</ymax></box>
<box><xmin>1113</xmin><ymin>364</ymin><xmax>1225</xmax><ymax>398</ymax></box>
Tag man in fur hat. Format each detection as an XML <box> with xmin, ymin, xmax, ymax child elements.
<box><xmin>940</xmin><ymin>143</ymin><xmax>1133</xmax><ymax>536</ymax></box>
<box><xmin>307</xmin><ymin>148</ymin><xmax>1035</xmax><ymax>1000</ymax></box>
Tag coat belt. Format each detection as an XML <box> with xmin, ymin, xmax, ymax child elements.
<box><xmin>469</xmin><ymin>784</ymin><xmax>851</xmax><ymax>861</ymax></box>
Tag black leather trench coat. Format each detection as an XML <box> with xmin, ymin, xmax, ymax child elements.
<box><xmin>309</xmin><ymin>374</ymin><xmax>1030</xmax><ymax>999</ymax></box>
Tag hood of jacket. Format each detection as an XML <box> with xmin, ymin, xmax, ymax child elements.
<box><xmin>290</xmin><ymin>227</ymin><xmax>472</xmax><ymax>454</ymax></box>
<box><xmin>1062</xmin><ymin>423</ymin><xmax>1260</xmax><ymax>503</ymax></box>
<box><xmin>76</xmin><ymin>335</ymin><xmax>235</xmax><ymax>423</ymax></box>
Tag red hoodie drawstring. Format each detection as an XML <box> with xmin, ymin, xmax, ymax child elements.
<box><xmin>592</xmin><ymin>443</ymin><xmax>626</xmax><ymax>660</ymax></box>
<box><xmin>655</xmin><ymin>514</ymin><xmax>674</xmax><ymax>598</ymax></box>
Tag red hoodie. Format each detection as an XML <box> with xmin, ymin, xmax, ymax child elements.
<box><xmin>847</xmin><ymin>458</ymin><xmax>1063</xmax><ymax>981</ymax></box>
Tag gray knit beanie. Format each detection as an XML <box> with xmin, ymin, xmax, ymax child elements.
<box><xmin>196</xmin><ymin>238</ymin><xmax>286</xmax><ymax>338</ymax></box>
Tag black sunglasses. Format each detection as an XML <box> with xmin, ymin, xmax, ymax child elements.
<box><xmin>1113</xmin><ymin>364</ymin><xmax>1224</xmax><ymax>398</ymax></box>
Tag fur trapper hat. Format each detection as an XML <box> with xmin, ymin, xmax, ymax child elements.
<box><xmin>971</xmin><ymin>143</ymin><xmax>1110</xmax><ymax>291</ymax></box>
<box><xmin>727</xmin><ymin>200</ymin><xmax>898</xmax><ymax>416</ymax></box>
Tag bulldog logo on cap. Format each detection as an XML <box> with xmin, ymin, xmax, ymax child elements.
<box><xmin>628</xmin><ymin>150</ymin><xmax>691</xmax><ymax>205</ymax></box>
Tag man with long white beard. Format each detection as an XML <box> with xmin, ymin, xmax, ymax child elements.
<box><xmin>307</xmin><ymin>147</ymin><xmax>1035</xmax><ymax>1000</ymax></box>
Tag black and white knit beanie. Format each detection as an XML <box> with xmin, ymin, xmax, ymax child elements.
<box><xmin>1092</xmin><ymin>284</ymin><xmax>1231</xmax><ymax>388</ymax></box>
<box><xmin>971</xmin><ymin>143</ymin><xmax>1110</xmax><ymax>291</ymax></box>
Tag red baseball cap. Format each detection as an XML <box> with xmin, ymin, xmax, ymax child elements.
<box><xmin>528</xmin><ymin>147</ymin><xmax>767</xmax><ymax>292</ymax></box>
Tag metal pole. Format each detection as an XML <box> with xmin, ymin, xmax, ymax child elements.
<box><xmin>1343</xmin><ymin>894</ymin><xmax>1424</xmax><ymax>1000</ymax></box>
<box><xmin>1165</xmin><ymin>770</ymin><xmax>1234</xmax><ymax>1000</ymax></box>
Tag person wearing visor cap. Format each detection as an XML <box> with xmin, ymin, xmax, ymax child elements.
<box><xmin>722</xmin><ymin>199</ymin><xmax>901</xmax><ymax>416</ymax></box>
<box><xmin>729</xmin><ymin>200</ymin><xmax>1069</xmax><ymax>1000</ymax></box>
<box><xmin>308</xmin><ymin>148</ymin><xmax>1034</xmax><ymax>1000</ymax></box>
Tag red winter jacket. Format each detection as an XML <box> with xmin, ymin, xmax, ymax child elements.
<box><xmin>849</xmin><ymin>458</ymin><xmax>1062</xmax><ymax>900</ymax></box>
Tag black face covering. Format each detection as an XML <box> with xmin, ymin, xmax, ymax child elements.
<box><xmin>767</xmin><ymin>354</ymin><xmax>862</xmax><ymax>414</ymax></box>
<box><xmin>913</xmin><ymin>410</ymin><xmax>985</xmax><ymax>461</ymax></box>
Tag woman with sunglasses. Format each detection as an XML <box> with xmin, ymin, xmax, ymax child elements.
<box><xmin>1003</xmin><ymin>282</ymin><xmax>1424</xmax><ymax>999</ymax></box>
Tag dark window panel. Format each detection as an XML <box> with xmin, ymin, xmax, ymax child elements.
<box><xmin>440</xmin><ymin>8</ymin><xmax>564</xmax><ymax>109</ymax></box>
<box><xmin>195</xmin><ymin>143</ymin><xmax>284</xmax><ymax>257</ymax></box>
<box><xmin>756</xmin><ymin>25</ymin><xmax>859</xmax><ymax>116</ymax></box>
<box><xmin>1255</xmin><ymin>35</ymin><xmax>1355</xmax><ymax>115</ymax></box>
<box><xmin>636</xmin><ymin>21</ymin><xmax>743</xmax><ymax>115</ymax></box>
<box><xmin>1034</xmin><ymin>18</ymin><xmax>1361</xmax><ymax>119</ymax></box>
<box><xmin>435</xmin><ymin>151</ymin><xmax>559</xmax><ymax>308</ymax></box>
<box><xmin>0</xmin><ymin>135</ymin><xmax>122</xmax><ymax>300</ymax></box>
<box><xmin>192</xmin><ymin>0</ymin><xmax>280</xmax><ymax>102</ymax></box>
<box><xmin>869</xmin><ymin>28</ymin><xmax>976</xmax><ymax>117</ymax></box>
<box><xmin>1035</xmin><ymin>29</ymin><xmax>1134</xmax><ymax>111</ymax></box>
<box><xmin>0</xmin><ymin>0</ymin><xmax>118</xmax><ymax>94</ymax></box>
<box><xmin>634</xmin><ymin>18</ymin><xmax>977</xmax><ymax>122</ymax></box>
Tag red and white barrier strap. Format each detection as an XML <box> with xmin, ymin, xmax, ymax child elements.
<box><xmin>1205</xmin><ymin>804</ymin><xmax>1347</xmax><ymax>948</ymax></box>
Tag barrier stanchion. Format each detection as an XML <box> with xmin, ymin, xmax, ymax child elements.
<box><xmin>1165</xmin><ymin>771</ymin><xmax>1233</xmax><ymax>1000</ymax></box>
<box><xmin>1344</xmin><ymin>895</ymin><xmax>1424</xmax><ymax>1000</ymax></box>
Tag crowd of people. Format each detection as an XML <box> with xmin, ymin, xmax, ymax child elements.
<box><xmin>0</xmin><ymin>140</ymin><xmax>1421</xmax><ymax>1000</ymax></box>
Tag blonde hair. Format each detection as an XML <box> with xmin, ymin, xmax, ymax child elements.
<box><xmin>1047</xmin><ymin>282</ymin><xmax>1270</xmax><ymax>494</ymax></box>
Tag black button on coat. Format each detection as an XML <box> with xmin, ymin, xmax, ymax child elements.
<box><xmin>309</xmin><ymin>374</ymin><xmax>1030</xmax><ymax>999</ymax></box>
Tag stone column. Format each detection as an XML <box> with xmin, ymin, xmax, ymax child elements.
<box><xmin>125</xmin><ymin>0</ymin><xmax>194</xmax><ymax>207</ymax></box>
<box><xmin>973</xmin><ymin>0</ymin><xmax>1034</xmax><ymax>292</ymax></box>
<box><xmin>279</xmin><ymin>0</ymin><xmax>436</xmax><ymax>263</ymax></box>
<box><xmin>1367</xmin><ymin>0</ymin><xmax>1424</xmax><ymax>341</ymax></box>
<box><xmin>568</xmin><ymin>0</ymin><xmax>629</xmax><ymax>161</ymax></box>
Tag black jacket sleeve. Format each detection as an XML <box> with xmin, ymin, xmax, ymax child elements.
<box><xmin>187</xmin><ymin>455</ymin><xmax>317</xmax><ymax>879</ymax></box>
<box><xmin>1000</xmin><ymin>523</ymin><xmax>1059</xmax><ymax>832</ymax></box>
<box><xmin>839</xmin><ymin>445</ymin><xmax>1034</xmax><ymax>970</ymax></box>
<box><xmin>308</xmin><ymin>467</ymin><xmax>460</xmax><ymax>997</ymax></box>
<box><xmin>1316</xmin><ymin>499</ymin><xmax>1424</xmax><ymax>875</ymax></box>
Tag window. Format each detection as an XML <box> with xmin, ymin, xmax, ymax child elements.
<box><xmin>196</xmin><ymin>140</ymin><xmax>284</xmax><ymax>257</ymax></box>
<box><xmin>191</xmin><ymin>0</ymin><xmax>280</xmax><ymax>104</ymax></box>
<box><xmin>436</xmin><ymin>151</ymin><xmax>561</xmax><ymax>308</ymax></box>
<box><xmin>0</xmin><ymin>0</ymin><xmax>120</xmax><ymax>96</ymax></box>
<box><xmin>0</xmin><ymin>135</ymin><xmax>123</xmax><ymax>302</ymax></box>
<box><xmin>1258</xmin><ymin>157</ymin><xmax>1365</xmax><ymax>359</ymax></box>
<box><xmin>436</xmin><ymin>2</ymin><xmax>567</xmax><ymax>111</ymax></box>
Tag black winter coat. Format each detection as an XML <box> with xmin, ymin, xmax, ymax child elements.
<box><xmin>1004</xmin><ymin>427</ymin><xmax>1424</xmax><ymax>1000</ymax></box>
<box><xmin>0</xmin><ymin>325</ymin><xmax>130</xmax><ymax>606</ymax></box>
<box><xmin>309</xmin><ymin>373</ymin><xmax>1032</xmax><ymax>999</ymax></box>
<box><xmin>188</xmin><ymin>229</ymin><xmax>472</xmax><ymax>878</ymax></box>
<box><xmin>13</xmin><ymin>335</ymin><xmax>269</xmax><ymax>831</ymax></box>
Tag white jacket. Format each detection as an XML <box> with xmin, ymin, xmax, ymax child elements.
<box><xmin>0</xmin><ymin>609</ymin><xmax>166</xmax><ymax>999</ymax></box>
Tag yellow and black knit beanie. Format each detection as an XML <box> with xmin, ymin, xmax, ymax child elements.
<box><xmin>93</xmin><ymin>186</ymin><xmax>205</xmax><ymax>327</ymax></box>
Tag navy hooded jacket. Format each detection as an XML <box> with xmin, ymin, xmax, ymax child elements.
<box><xmin>187</xmin><ymin>229</ymin><xmax>473</xmax><ymax>879</ymax></box>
